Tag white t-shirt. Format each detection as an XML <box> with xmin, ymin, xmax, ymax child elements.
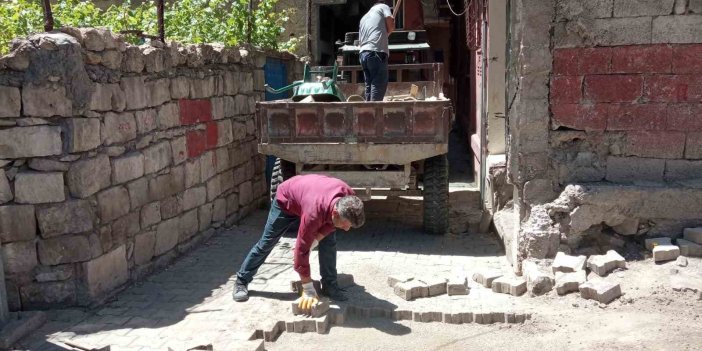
<box><xmin>358</xmin><ymin>3</ymin><xmax>393</xmax><ymax>54</ymax></box>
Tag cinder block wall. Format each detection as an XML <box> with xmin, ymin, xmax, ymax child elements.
<box><xmin>0</xmin><ymin>29</ymin><xmax>268</xmax><ymax>310</ymax></box>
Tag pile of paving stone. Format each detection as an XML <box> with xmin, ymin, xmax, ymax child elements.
<box><xmin>648</xmin><ymin>227</ymin><xmax>702</xmax><ymax>262</ymax></box>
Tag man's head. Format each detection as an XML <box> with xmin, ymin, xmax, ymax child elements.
<box><xmin>331</xmin><ymin>195</ymin><xmax>365</xmax><ymax>231</ymax></box>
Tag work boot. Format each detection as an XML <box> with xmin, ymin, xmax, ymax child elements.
<box><xmin>233</xmin><ymin>281</ymin><xmax>249</xmax><ymax>302</ymax></box>
<box><xmin>320</xmin><ymin>283</ymin><xmax>348</xmax><ymax>302</ymax></box>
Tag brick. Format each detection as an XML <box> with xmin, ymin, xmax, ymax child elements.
<box><xmin>15</xmin><ymin>172</ymin><xmax>65</xmax><ymax>204</ymax></box>
<box><xmin>652</xmin><ymin>15</ymin><xmax>702</xmax><ymax>44</ymax></box>
<box><xmin>0</xmin><ymin>205</ymin><xmax>36</xmax><ymax>243</ymax></box>
<box><xmin>614</xmin><ymin>0</ymin><xmax>674</xmax><ymax>17</ymax></box>
<box><xmin>394</xmin><ymin>280</ymin><xmax>428</xmax><ymax>300</ymax></box>
<box><xmin>67</xmin><ymin>154</ymin><xmax>111</xmax><ymax>198</ymax></box>
<box><xmin>550</xmin><ymin>76</ymin><xmax>582</xmax><ymax>104</ymax></box>
<box><xmin>112</xmin><ymin>152</ymin><xmax>145</xmax><ymax>184</ymax></box>
<box><xmin>0</xmin><ymin>86</ymin><xmax>21</xmax><ymax>117</ymax></box>
<box><xmin>36</xmin><ymin>200</ymin><xmax>94</xmax><ymax>238</ymax></box>
<box><xmin>653</xmin><ymin>244</ymin><xmax>680</xmax><ymax>262</ymax></box>
<box><xmin>667</xmin><ymin>104</ymin><xmax>702</xmax><ymax>131</ymax></box>
<box><xmin>606</xmin><ymin>156</ymin><xmax>665</xmax><ymax>182</ymax></box>
<box><xmin>184</xmin><ymin>159</ymin><xmax>201</xmax><ymax>188</ymax></box>
<box><xmin>2</xmin><ymin>240</ymin><xmax>38</xmax><ymax>273</ymax></box>
<box><xmin>551</xmin><ymin>103</ymin><xmax>607</xmax><ymax>131</ymax></box>
<box><xmin>147</xmin><ymin>78</ymin><xmax>170</xmax><ymax>107</ymax></box>
<box><xmin>97</xmin><ymin>186</ymin><xmax>130</xmax><ymax>222</ymax></box>
<box><xmin>606</xmin><ymin>103</ymin><xmax>667</xmax><ymax>131</ymax></box>
<box><xmin>644</xmin><ymin>75</ymin><xmax>702</xmax><ymax>103</ymax></box>
<box><xmin>182</xmin><ymin>186</ymin><xmax>207</xmax><ymax>211</ymax></box>
<box><xmin>665</xmin><ymin>160</ymin><xmax>702</xmax><ymax>181</ymax></box>
<box><xmin>22</xmin><ymin>83</ymin><xmax>72</xmax><ymax>117</ymax></box>
<box><xmin>135</xmin><ymin>109</ymin><xmax>157</xmax><ymax>134</ymax></box>
<box><xmin>198</xmin><ymin>203</ymin><xmax>213</xmax><ymax>231</ymax></box>
<box><xmin>149</xmin><ymin>167</ymin><xmax>185</xmax><ymax>201</ymax></box>
<box><xmin>0</xmin><ymin>126</ymin><xmax>62</xmax><ymax>159</ymax></box>
<box><xmin>611</xmin><ymin>44</ymin><xmax>672</xmax><ymax>74</ymax></box>
<box><xmin>420</xmin><ymin>278</ymin><xmax>447</xmax><ymax>296</ymax></box>
<box><xmin>134</xmin><ymin>231</ymin><xmax>156</xmax><ymax>265</ymax></box>
<box><xmin>83</xmin><ymin>245</ymin><xmax>129</xmax><ymax>298</ymax></box>
<box><xmin>67</xmin><ymin>118</ymin><xmax>101</xmax><ymax>153</ymax></box>
<box><xmin>127</xmin><ymin>178</ymin><xmax>149</xmax><ymax>210</ymax></box>
<box><xmin>686</xmin><ymin>133</ymin><xmax>702</xmax><ymax>159</ymax></box>
<box><xmin>553</xmin><ymin>48</ymin><xmax>578</xmax><ymax>76</ymax></box>
<box><xmin>387</xmin><ymin>274</ymin><xmax>414</xmax><ymax>288</ymax></box>
<box><xmin>447</xmin><ymin>276</ymin><xmax>468</xmax><ymax>295</ymax></box>
<box><xmin>645</xmin><ymin>237</ymin><xmax>672</xmax><ymax>250</ymax></box>
<box><xmin>143</xmin><ymin>141</ymin><xmax>172</xmax><ymax>174</ymax></box>
<box><xmin>38</xmin><ymin>235</ymin><xmax>91</xmax><ymax>265</ymax></box>
<box><xmin>171</xmin><ymin>136</ymin><xmax>187</xmax><ymax>165</ymax></box>
<box><xmin>179</xmin><ymin>99</ymin><xmax>212</xmax><ymax>125</ymax></box>
<box><xmin>472</xmin><ymin>269</ymin><xmax>503</xmax><ymax>288</ymax></box>
<box><xmin>555</xmin><ymin>270</ymin><xmax>586</xmax><ymax>295</ymax></box>
<box><xmin>552</xmin><ymin>252</ymin><xmax>586</xmax><ymax>273</ymax></box>
<box><xmin>155</xmin><ymin>217</ymin><xmax>179</xmax><ymax>256</ymax></box>
<box><xmin>577</xmin><ymin>48</ymin><xmax>612</xmax><ymax>75</ymax></box>
<box><xmin>579</xmin><ymin>280</ymin><xmax>621</xmax><ymax>304</ymax></box>
<box><xmin>672</xmin><ymin>44</ymin><xmax>702</xmax><ymax>74</ymax></box>
<box><xmin>587</xmin><ymin>250</ymin><xmax>626</xmax><ymax>276</ymax></box>
<box><xmin>120</xmin><ymin>76</ymin><xmax>149</xmax><ymax>110</ymax></box>
<box><xmin>179</xmin><ymin>209</ymin><xmax>199</xmax><ymax>242</ymax></box>
<box><xmin>157</xmin><ymin>102</ymin><xmax>180</xmax><ymax>130</ymax></box>
<box><xmin>491</xmin><ymin>276</ymin><xmax>527</xmax><ymax>296</ymax></box>
<box><xmin>625</xmin><ymin>131</ymin><xmax>685</xmax><ymax>159</ymax></box>
<box><xmin>171</xmin><ymin>76</ymin><xmax>190</xmax><ymax>99</ymax></box>
<box><xmin>683</xmin><ymin>227</ymin><xmax>702</xmax><ymax>244</ymax></box>
<box><xmin>585</xmin><ymin>75</ymin><xmax>643</xmax><ymax>103</ymax></box>
<box><xmin>160</xmin><ymin>196</ymin><xmax>182</xmax><ymax>219</ymax></box>
<box><xmin>676</xmin><ymin>238</ymin><xmax>702</xmax><ymax>257</ymax></box>
<box><xmin>102</xmin><ymin>112</ymin><xmax>137</xmax><ymax>146</ymax></box>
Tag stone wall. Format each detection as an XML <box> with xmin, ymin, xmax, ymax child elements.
<box><xmin>0</xmin><ymin>29</ymin><xmax>268</xmax><ymax>310</ymax></box>
<box><xmin>507</xmin><ymin>0</ymin><xmax>702</xmax><ymax>268</ymax></box>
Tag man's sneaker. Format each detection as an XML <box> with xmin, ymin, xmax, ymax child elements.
<box><xmin>320</xmin><ymin>284</ymin><xmax>348</xmax><ymax>301</ymax></box>
<box><xmin>233</xmin><ymin>282</ymin><xmax>249</xmax><ymax>302</ymax></box>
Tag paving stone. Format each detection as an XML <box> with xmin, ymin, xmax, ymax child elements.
<box><xmin>491</xmin><ymin>276</ymin><xmax>527</xmax><ymax>296</ymax></box>
<box><xmin>579</xmin><ymin>280</ymin><xmax>622</xmax><ymax>304</ymax></box>
<box><xmin>472</xmin><ymin>269</ymin><xmax>503</xmax><ymax>288</ymax></box>
<box><xmin>83</xmin><ymin>245</ymin><xmax>129</xmax><ymax>298</ymax></box>
<box><xmin>97</xmin><ymin>186</ymin><xmax>131</xmax><ymax>222</ymax></box>
<box><xmin>420</xmin><ymin>278</ymin><xmax>448</xmax><ymax>296</ymax></box>
<box><xmin>387</xmin><ymin>274</ymin><xmax>414</xmax><ymax>288</ymax></box>
<box><xmin>0</xmin><ymin>205</ymin><xmax>37</xmax><ymax>243</ymax></box>
<box><xmin>394</xmin><ymin>280</ymin><xmax>428</xmax><ymax>300</ymax></box>
<box><xmin>290</xmin><ymin>280</ymin><xmax>321</xmax><ymax>294</ymax></box>
<box><xmin>391</xmin><ymin>310</ymin><xmax>413</xmax><ymax>321</ymax></box>
<box><xmin>523</xmin><ymin>259</ymin><xmax>555</xmax><ymax>296</ymax></box>
<box><xmin>143</xmin><ymin>141</ymin><xmax>172</xmax><ymax>174</ymax></box>
<box><xmin>414</xmin><ymin>311</ymin><xmax>443</xmax><ymax>323</ymax></box>
<box><xmin>0</xmin><ymin>126</ymin><xmax>62</xmax><ymax>159</ymax></box>
<box><xmin>555</xmin><ymin>270</ymin><xmax>587</xmax><ymax>295</ymax></box>
<box><xmin>645</xmin><ymin>237</ymin><xmax>672</xmax><ymax>250</ymax></box>
<box><xmin>447</xmin><ymin>276</ymin><xmax>468</xmax><ymax>295</ymax></box>
<box><xmin>683</xmin><ymin>227</ymin><xmax>702</xmax><ymax>245</ymax></box>
<box><xmin>38</xmin><ymin>235</ymin><xmax>92</xmax><ymax>265</ymax></box>
<box><xmin>552</xmin><ymin>252</ymin><xmax>586</xmax><ymax>273</ymax></box>
<box><xmin>653</xmin><ymin>245</ymin><xmax>680</xmax><ymax>262</ymax></box>
<box><xmin>36</xmin><ymin>200</ymin><xmax>94</xmax><ymax>237</ymax></box>
<box><xmin>292</xmin><ymin>319</ymin><xmax>317</xmax><ymax>333</ymax></box>
<box><xmin>67</xmin><ymin>154</ymin><xmax>111</xmax><ymax>198</ymax></box>
<box><xmin>2</xmin><ymin>240</ymin><xmax>38</xmax><ymax>273</ymax></box>
<box><xmin>676</xmin><ymin>238</ymin><xmax>702</xmax><ymax>257</ymax></box>
<box><xmin>291</xmin><ymin>297</ymin><xmax>330</xmax><ymax>318</ymax></box>
<box><xmin>14</xmin><ymin>172</ymin><xmax>65</xmax><ymax>204</ymax></box>
<box><xmin>112</xmin><ymin>152</ymin><xmax>145</xmax><ymax>184</ymax></box>
<box><xmin>67</xmin><ymin>118</ymin><xmax>101</xmax><ymax>153</ymax></box>
<box><xmin>587</xmin><ymin>250</ymin><xmax>626</xmax><ymax>276</ymax></box>
<box><xmin>102</xmin><ymin>112</ymin><xmax>137</xmax><ymax>146</ymax></box>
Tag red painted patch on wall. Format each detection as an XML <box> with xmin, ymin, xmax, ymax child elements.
<box><xmin>585</xmin><ymin>75</ymin><xmax>643</xmax><ymax>102</ymax></box>
<box><xmin>625</xmin><ymin>131</ymin><xmax>686</xmax><ymax>159</ymax></box>
<box><xmin>179</xmin><ymin>99</ymin><xmax>213</xmax><ymax>125</ymax></box>
<box><xmin>186</xmin><ymin>130</ymin><xmax>208</xmax><ymax>158</ymax></box>
<box><xmin>666</xmin><ymin>104</ymin><xmax>702</xmax><ymax>131</ymax></box>
<box><xmin>607</xmin><ymin>103</ymin><xmax>667</xmax><ymax>131</ymax></box>
<box><xmin>551</xmin><ymin>103</ymin><xmax>607</xmax><ymax>131</ymax></box>
<box><xmin>550</xmin><ymin>76</ymin><xmax>583</xmax><ymax>104</ymax></box>
<box><xmin>611</xmin><ymin>44</ymin><xmax>672</xmax><ymax>74</ymax></box>
<box><xmin>672</xmin><ymin>44</ymin><xmax>702</xmax><ymax>74</ymax></box>
<box><xmin>206</xmin><ymin>122</ymin><xmax>219</xmax><ymax>149</ymax></box>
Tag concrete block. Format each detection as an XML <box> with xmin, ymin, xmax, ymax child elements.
<box><xmin>0</xmin><ymin>205</ymin><xmax>37</xmax><ymax>243</ymax></box>
<box><xmin>447</xmin><ymin>276</ymin><xmax>468</xmax><ymax>296</ymax></box>
<box><xmin>645</xmin><ymin>237</ymin><xmax>672</xmax><ymax>250</ymax></box>
<box><xmin>415</xmin><ymin>311</ymin><xmax>442</xmax><ymax>323</ymax></box>
<box><xmin>387</xmin><ymin>274</ymin><xmax>413</xmax><ymax>287</ymax></box>
<box><xmin>67</xmin><ymin>154</ymin><xmax>111</xmax><ymax>198</ymax></box>
<box><xmin>579</xmin><ymin>280</ymin><xmax>622</xmax><ymax>304</ymax></box>
<box><xmin>97</xmin><ymin>186</ymin><xmax>130</xmax><ymax>222</ymax></box>
<box><xmin>391</xmin><ymin>310</ymin><xmax>413</xmax><ymax>321</ymax></box>
<box><xmin>291</xmin><ymin>297</ymin><xmax>330</xmax><ymax>318</ymax></box>
<box><xmin>293</xmin><ymin>319</ymin><xmax>317</xmax><ymax>333</ymax></box>
<box><xmin>0</xmin><ymin>86</ymin><xmax>21</xmax><ymax>117</ymax></box>
<box><xmin>212</xmin><ymin>198</ymin><xmax>227</xmax><ymax>222</ymax></box>
<box><xmin>102</xmin><ymin>112</ymin><xmax>137</xmax><ymax>146</ymax></box>
<box><xmin>83</xmin><ymin>245</ymin><xmax>128</xmax><ymax>298</ymax></box>
<box><xmin>36</xmin><ymin>200</ymin><xmax>94</xmax><ymax>237</ymax></box>
<box><xmin>491</xmin><ymin>276</ymin><xmax>527</xmax><ymax>296</ymax></box>
<box><xmin>38</xmin><ymin>235</ymin><xmax>91</xmax><ymax>265</ymax></box>
<box><xmin>143</xmin><ymin>141</ymin><xmax>172</xmax><ymax>174</ymax></box>
<box><xmin>0</xmin><ymin>126</ymin><xmax>62</xmax><ymax>159</ymax></box>
<box><xmin>14</xmin><ymin>172</ymin><xmax>65</xmax><ymax>204</ymax></box>
<box><xmin>394</xmin><ymin>280</ymin><xmax>428</xmax><ymax>300</ymax></box>
<box><xmin>683</xmin><ymin>227</ymin><xmax>702</xmax><ymax>245</ymax></box>
<box><xmin>587</xmin><ymin>250</ymin><xmax>627</xmax><ymax>276</ymax></box>
<box><xmin>112</xmin><ymin>152</ymin><xmax>145</xmax><ymax>184</ymax></box>
<box><xmin>652</xmin><ymin>15</ymin><xmax>702</xmax><ymax>43</ymax></box>
<box><xmin>552</xmin><ymin>252</ymin><xmax>587</xmax><ymax>273</ymax></box>
<box><xmin>472</xmin><ymin>269</ymin><xmax>503</xmax><ymax>288</ymax></box>
<box><xmin>67</xmin><ymin>118</ymin><xmax>101</xmax><ymax>153</ymax></box>
<box><xmin>555</xmin><ymin>270</ymin><xmax>587</xmax><ymax>295</ymax></box>
<box><xmin>328</xmin><ymin>304</ymin><xmax>347</xmax><ymax>325</ymax></box>
<box><xmin>676</xmin><ymin>238</ymin><xmax>702</xmax><ymax>257</ymax></box>
<box><xmin>653</xmin><ymin>245</ymin><xmax>680</xmax><ymax>262</ymax></box>
<box><xmin>421</xmin><ymin>278</ymin><xmax>448</xmax><ymax>296</ymax></box>
<box><xmin>238</xmin><ymin>181</ymin><xmax>254</xmax><ymax>207</ymax></box>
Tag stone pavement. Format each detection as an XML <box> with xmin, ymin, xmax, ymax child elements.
<box><xmin>16</xmin><ymin>209</ymin><xmax>531</xmax><ymax>351</ymax></box>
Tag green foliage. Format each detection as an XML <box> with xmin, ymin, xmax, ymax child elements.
<box><xmin>0</xmin><ymin>0</ymin><xmax>297</xmax><ymax>55</ymax></box>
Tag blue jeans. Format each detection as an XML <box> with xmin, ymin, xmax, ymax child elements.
<box><xmin>236</xmin><ymin>199</ymin><xmax>339</xmax><ymax>287</ymax></box>
<box><xmin>360</xmin><ymin>51</ymin><xmax>389</xmax><ymax>102</ymax></box>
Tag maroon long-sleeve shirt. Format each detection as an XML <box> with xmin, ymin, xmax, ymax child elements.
<box><xmin>275</xmin><ymin>174</ymin><xmax>355</xmax><ymax>277</ymax></box>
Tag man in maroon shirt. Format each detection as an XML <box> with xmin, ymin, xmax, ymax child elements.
<box><xmin>233</xmin><ymin>174</ymin><xmax>365</xmax><ymax>310</ymax></box>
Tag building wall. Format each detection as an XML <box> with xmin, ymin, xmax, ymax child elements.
<box><xmin>0</xmin><ymin>29</ymin><xmax>268</xmax><ymax>310</ymax></box>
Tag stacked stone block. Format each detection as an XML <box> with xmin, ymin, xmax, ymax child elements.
<box><xmin>0</xmin><ymin>29</ymin><xmax>269</xmax><ymax>310</ymax></box>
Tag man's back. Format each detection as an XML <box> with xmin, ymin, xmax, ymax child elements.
<box><xmin>359</xmin><ymin>3</ymin><xmax>393</xmax><ymax>54</ymax></box>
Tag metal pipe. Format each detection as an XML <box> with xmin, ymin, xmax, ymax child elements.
<box><xmin>41</xmin><ymin>0</ymin><xmax>54</xmax><ymax>32</ymax></box>
<box><xmin>157</xmin><ymin>0</ymin><xmax>165</xmax><ymax>42</ymax></box>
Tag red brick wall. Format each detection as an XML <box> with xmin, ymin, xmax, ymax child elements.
<box><xmin>551</xmin><ymin>44</ymin><xmax>702</xmax><ymax>160</ymax></box>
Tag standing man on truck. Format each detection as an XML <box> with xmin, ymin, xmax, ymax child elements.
<box><xmin>359</xmin><ymin>0</ymin><xmax>396</xmax><ymax>101</ymax></box>
<box><xmin>232</xmin><ymin>174</ymin><xmax>365</xmax><ymax>313</ymax></box>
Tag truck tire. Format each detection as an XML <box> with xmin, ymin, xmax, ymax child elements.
<box><xmin>423</xmin><ymin>154</ymin><xmax>449</xmax><ymax>235</ymax></box>
<box><xmin>270</xmin><ymin>158</ymin><xmax>295</xmax><ymax>201</ymax></box>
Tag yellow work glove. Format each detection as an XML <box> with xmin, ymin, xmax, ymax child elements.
<box><xmin>298</xmin><ymin>282</ymin><xmax>319</xmax><ymax>314</ymax></box>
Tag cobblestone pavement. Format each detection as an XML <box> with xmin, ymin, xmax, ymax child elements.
<box><xmin>16</xmin><ymin>209</ymin><xmax>526</xmax><ymax>351</ymax></box>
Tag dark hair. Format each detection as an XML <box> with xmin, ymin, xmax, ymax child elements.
<box><xmin>335</xmin><ymin>195</ymin><xmax>365</xmax><ymax>228</ymax></box>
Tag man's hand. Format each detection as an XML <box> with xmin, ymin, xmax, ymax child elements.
<box><xmin>298</xmin><ymin>281</ymin><xmax>319</xmax><ymax>315</ymax></box>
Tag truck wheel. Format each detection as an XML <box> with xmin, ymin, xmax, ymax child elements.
<box><xmin>423</xmin><ymin>154</ymin><xmax>449</xmax><ymax>235</ymax></box>
<box><xmin>270</xmin><ymin>158</ymin><xmax>295</xmax><ymax>201</ymax></box>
